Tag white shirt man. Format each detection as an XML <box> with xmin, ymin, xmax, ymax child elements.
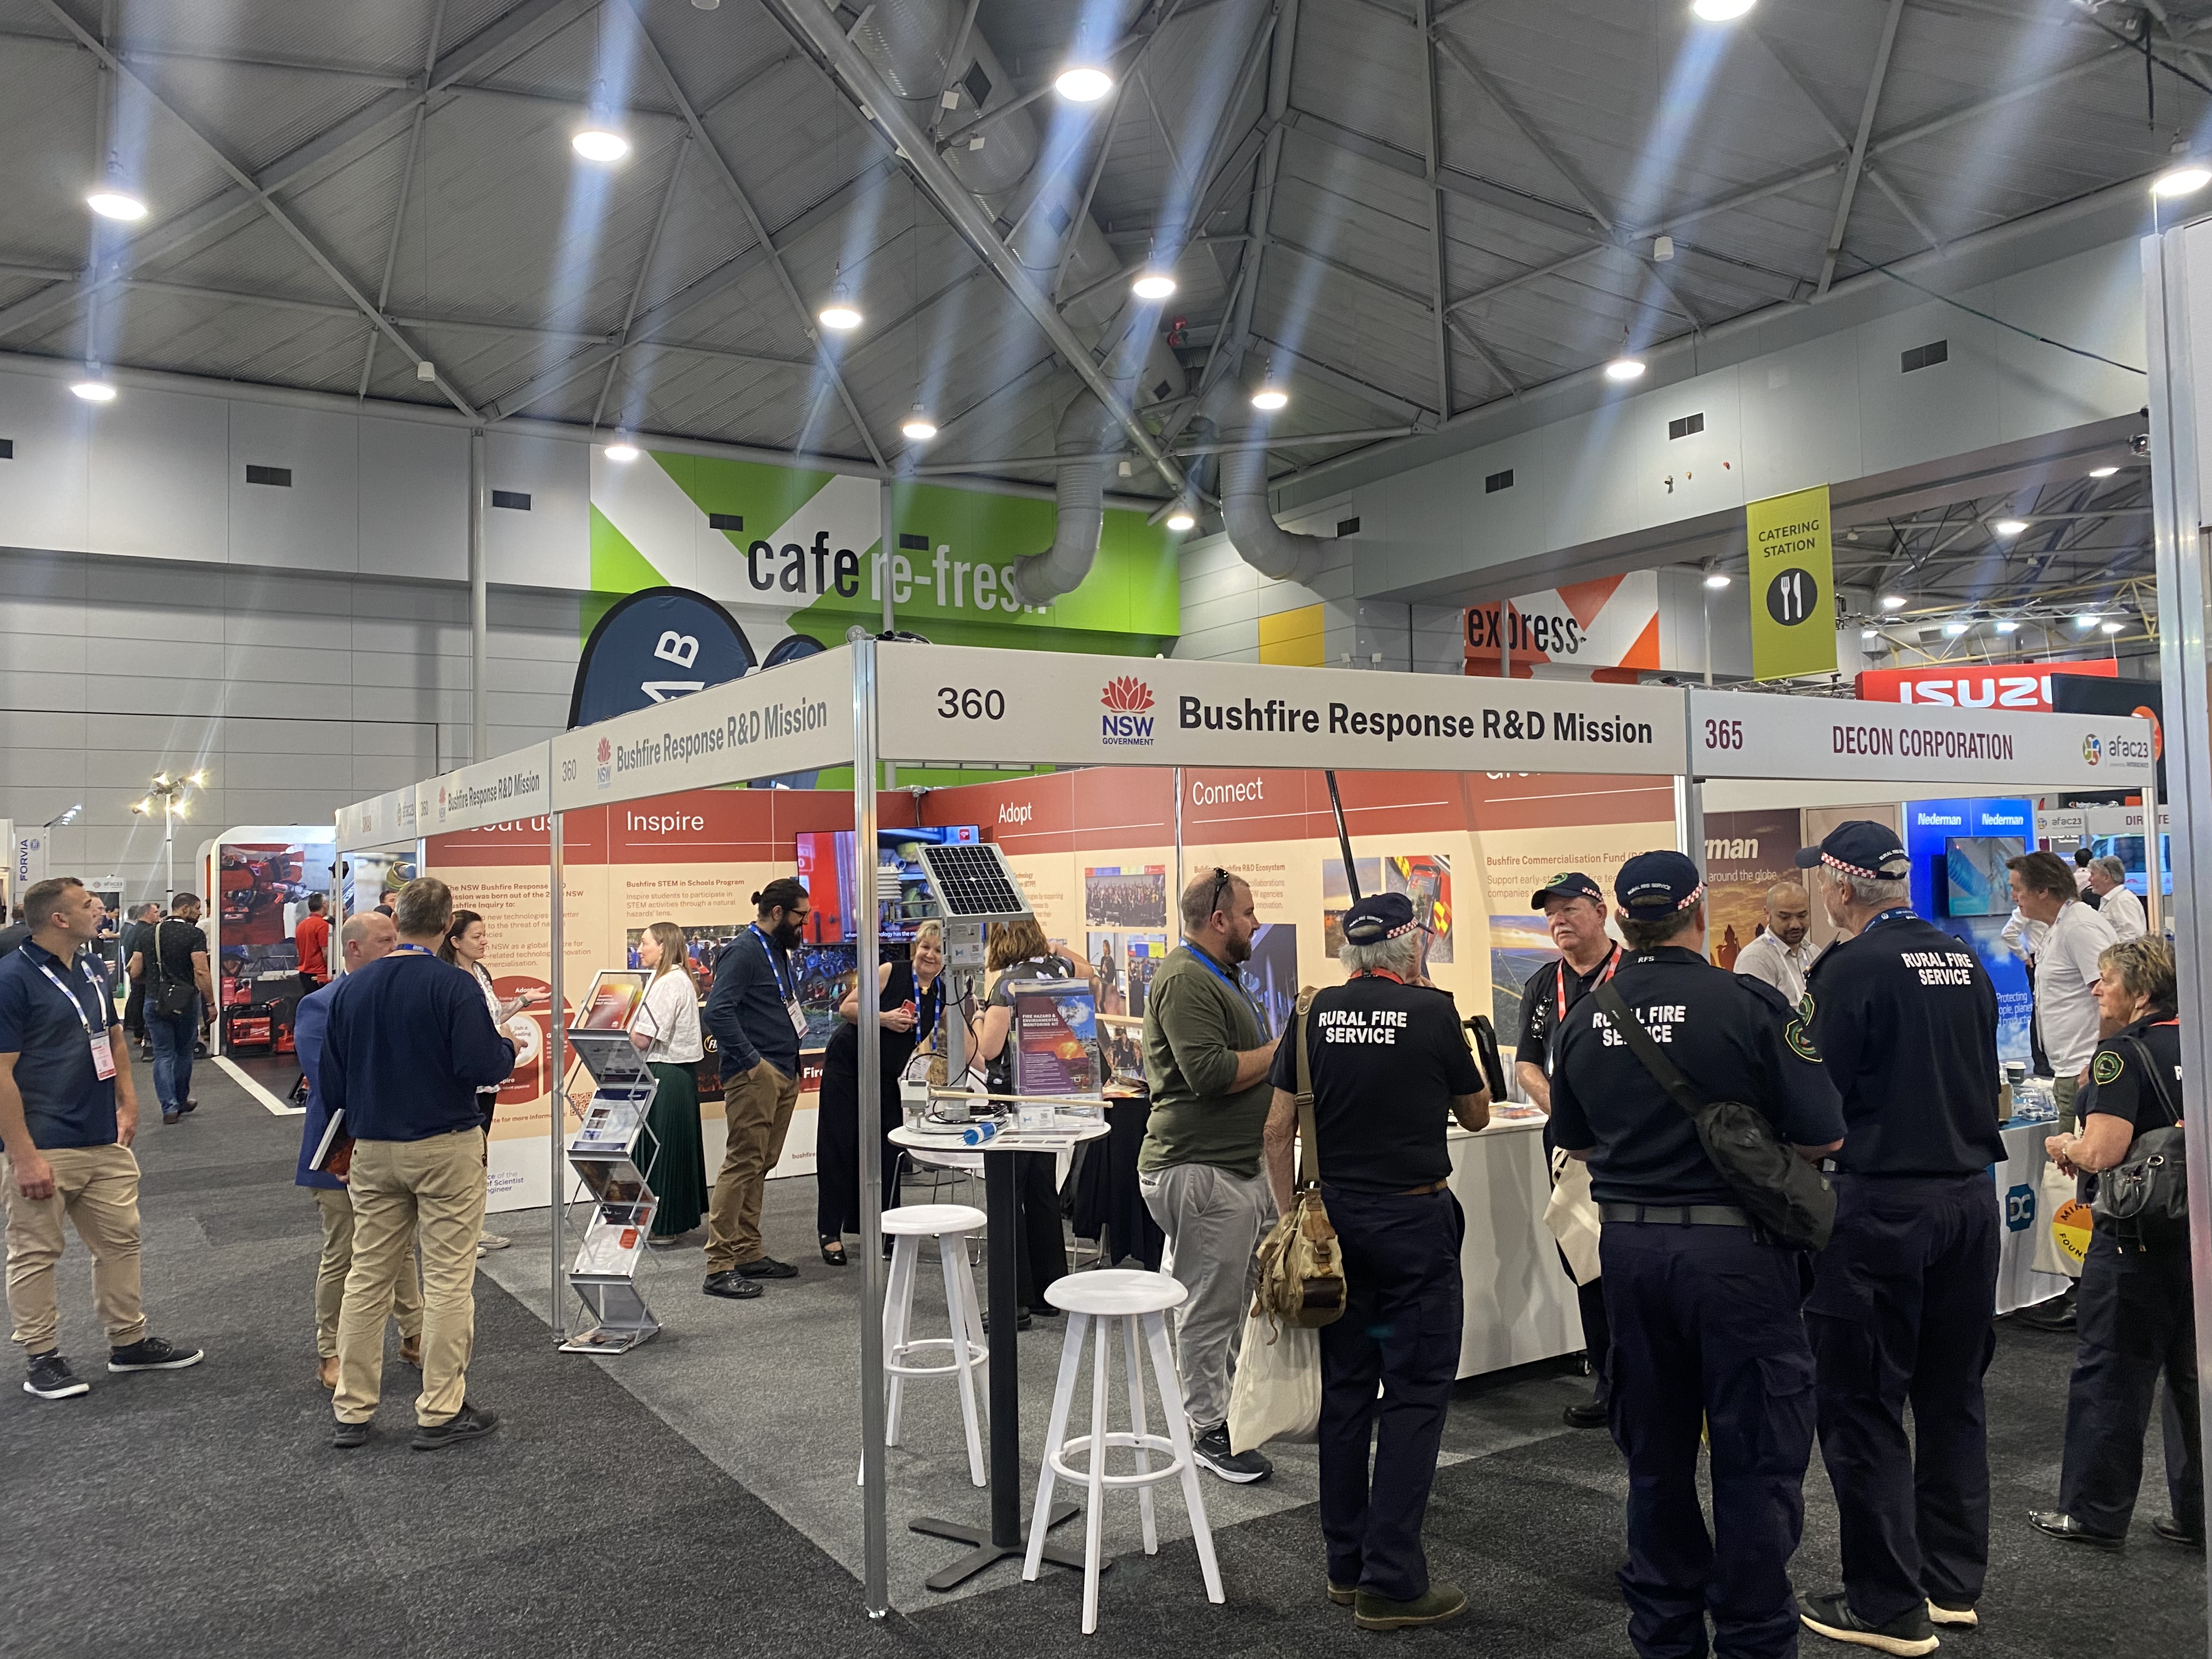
<box><xmin>1731</xmin><ymin>881</ymin><xmax>1820</xmax><ymax>1009</ymax></box>
<box><xmin>2008</xmin><ymin>853</ymin><xmax>2115</xmax><ymax>1128</ymax></box>
<box><xmin>2085</xmin><ymin>857</ymin><xmax>2146</xmax><ymax>943</ymax></box>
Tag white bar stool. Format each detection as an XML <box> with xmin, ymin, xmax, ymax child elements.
<box><xmin>1024</xmin><ymin>1268</ymin><xmax>1224</xmax><ymax>1633</ymax></box>
<box><xmin>864</xmin><ymin>1203</ymin><xmax>990</xmax><ymax>1488</ymax></box>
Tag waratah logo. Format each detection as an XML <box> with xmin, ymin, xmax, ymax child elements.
<box><xmin>597</xmin><ymin>737</ymin><xmax>612</xmax><ymax>764</ymax></box>
<box><xmin>595</xmin><ymin>734</ymin><xmax>614</xmax><ymax>788</ymax></box>
<box><xmin>1101</xmin><ymin>676</ymin><xmax>1156</xmax><ymax>747</ymax></box>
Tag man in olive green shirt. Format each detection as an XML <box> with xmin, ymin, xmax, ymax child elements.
<box><xmin>1141</xmin><ymin>867</ymin><xmax>1280</xmax><ymax>1483</ymax></box>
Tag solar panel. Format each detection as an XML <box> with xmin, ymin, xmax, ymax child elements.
<box><xmin>916</xmin><ymin>842</ymin><xmax>1033</xmax><ymax>920</ymax></box>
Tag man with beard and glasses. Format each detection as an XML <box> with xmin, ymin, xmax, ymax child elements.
<box><xmin>701</xmin><ymin>877</ymin><xmax>812</xmax><ymax>1300</ymax></box>
<box><xmin>1734</xmin><ymin>882</ymin><xmax>1821</xmax><ymax>1011</ymax></box>
<box><xmin>1139</xmin><ymin>867</ymin><xmax>1283</xmax><ymax>1484</ymax></box>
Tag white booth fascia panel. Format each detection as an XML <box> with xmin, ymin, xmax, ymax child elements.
<box><xmin>89</xmin><ymin>384</ymin><xmax>229</xmax><ymax>565</ymax></box>
<box><xmin>360</xmin><ymin>415</ymin><xmax>467</xmax><ymax>582</ymax></box>
<box><xmin>0</xmin><ymin>370</ymin><xmax>91</xmax><ymax>552</ymax></box>
<box><xmin>229</xmin><ymin>400</ymin><xmax>360</xmax><ymax>573</ymax></box>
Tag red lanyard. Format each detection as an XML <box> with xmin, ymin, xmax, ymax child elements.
<box><xmin>1353</xmin><ymin>969</ymin><xmax>1404</xmax><ymax>984</ymax></box>
<box><xmin>1560</xmin><ymin>946</ymin><xmax>1620</xmax><ymax>1024</ymax></box>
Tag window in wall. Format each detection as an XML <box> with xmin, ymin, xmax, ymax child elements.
<box><xmin>1900</xmin><ymin>340</ymin><xmax>1948</xmax><ymax>373</ymax></box>
<box><xmin>492</xmin><ymin>489</ymin><xmax>532</xmax><ymax>510</ymax></box>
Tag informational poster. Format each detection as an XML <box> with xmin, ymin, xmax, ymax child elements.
<box><xmin>1701</xmin><ymin>810</ymin><xmax>1803</xmax><ymax>969</ymax></box>
<box><xmin>1746</xmin><ymin>484</ymin><xmax>1836</xmax><ymax>681</ymax></box>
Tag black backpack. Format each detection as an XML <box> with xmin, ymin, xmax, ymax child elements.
<box><xmin>1593</xmin><ymin>980</ymin><xmax>1836</xmax><ymax>1251</ymax></box>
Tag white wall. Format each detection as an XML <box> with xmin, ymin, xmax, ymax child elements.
<box><xmin>0</xmin><ymin>546</ymin><xmax>579</xmax><ymax>901</ymax></box>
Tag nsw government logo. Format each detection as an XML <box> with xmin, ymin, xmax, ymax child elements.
<box><xmin>1101</xmin><ymin>676</ymin><xmax>1156</xmax><ymax>747</ymax></box>
<box><xmin>596</xmin><ymin>736</ymin><xmax>613</xmax><ymax>788</ymax></box>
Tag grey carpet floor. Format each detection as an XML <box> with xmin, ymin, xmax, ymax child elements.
<box><xmin>3</xmin><ymin>1066</ymin><xmax>2202</xmax><ymax>1658</ymax></box>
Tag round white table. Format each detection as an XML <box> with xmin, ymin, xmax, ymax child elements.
<box><xmin>888</xmin><ymin>1118</ymin><xmax>1109</xmax><ymax>1591</ymax></box>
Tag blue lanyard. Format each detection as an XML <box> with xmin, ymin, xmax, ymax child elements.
<box><xmin>1185</xmin><ymin>943</ymin><xmax>1258</xmax><ymax>1013</ymax></box>
<box><xmin>32</xmin><ymin>952</ymin><xmax>103</xmax><ymax>1037</ymax></box>
<box><xmin>750</xmin><ymin>924</ymin><xmax>795</xmax><ymax>1001</ymax></box>
<box><xmin>394</xmin><ymin>942</ymin><xmax>435</xmax><ymax>956</ymax></box>
<box><xmin>912</xmin><ymin>977</ymin><xmax>941</xmax><ymax>1039</ymax></box>
<box><xmin>1861</xmin><ymin>907</ymin><xmax>1916</xmax><ymax>933</ymax></box>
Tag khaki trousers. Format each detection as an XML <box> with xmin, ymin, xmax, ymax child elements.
<box><xmin>313</xmin><ymin>1187</ymin><xmax>422</xmax><ymax>1359</ymax></box>
<box><xmin>704</xmin><ymin>1060</ymin><xmax>801</xmax><ymax>1271</ymax></box>
<box><xmin>334</xmin><ymin>1131</ymin><xmax>486</xmax><ymax>1427</ymax></box>
<box><xmin>3</xmin><ymin>1143</ymin><xmax>148</xmax><ymax>1355</ymax></box>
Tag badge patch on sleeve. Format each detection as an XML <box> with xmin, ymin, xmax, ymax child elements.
<box><xmin>2092</xmin><ymin>1049</ymin><xmax>2125</xmax><ymax>1086</ymax></box>
<box><xmin>1785</xmin><ymin>1018</ymin><xmax>1821</xmax><ymax>1062</ymax></box>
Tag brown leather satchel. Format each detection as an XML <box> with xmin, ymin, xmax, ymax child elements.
<box><xmin>1251</xmin><ymin>988</ymin><xmax>1345</xmax><ymax>1328</ymax></box>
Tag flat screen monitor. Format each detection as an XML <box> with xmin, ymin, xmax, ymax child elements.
<box><xmin>797</xmin><ymin>826</ymin><xmax>981</xmax><ymax>944</ymax></box>
<box><xmin>1944</xmin><ymin>836</ymin><xmax>2023</xmax><ymax>918</ymax></box>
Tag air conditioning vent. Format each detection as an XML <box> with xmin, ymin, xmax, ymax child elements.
<box><xmin>1900</xmin><ymin>340</ymin><xmax>1948</xmax><ymax>373</ymax></box>
<box><xmin>962</xmin><ymin>61</ymin><xmax>992</xmax><ymax>109</ymax></box>
<box><xmin>1667</xmin><ymin>413</ymin><xmax>1703</xmax><ymax>440</ymax></box>
<box><xmin>245</xmin><ymin>464</ymin><xmax>292</xmax><ymax>487</ymax></box>
<box><xmin>0</xmin><ymin>439</ymin><xmax>14</xmax><ymax>460</ymax></box>
<box><xmin>899</xmin><ymin>533</ymin><xmax>930</xmax><ymax>550</ymax></box>
<box><xmin>1485</xmin><ymin>469</ymin><xmax>1514</xmax><ymax>494</ymax></box>
<box><xmin>1335</xmin><ymin>517</ymin><xmax>1361</xmax><ymax>537</ymax></box>
<box><xmin>492</xmin><ymin>489</ymin><xmax>531</xmax><ymax>510</ymax></box>
<box><xmin>708</xmin><ymin>512</ymin><xmax>744</xmax><ymax>532</ymax></box>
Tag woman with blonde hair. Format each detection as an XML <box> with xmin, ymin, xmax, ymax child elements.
<box><xmin>629</xmin><ymin>922</ymin><xmax>709</xmax><ymax>1241</ymax></box>
<box><xmin>815</xmin><ymin>919</ymin><xmax>945</xmax><ymax>1265</ymax></box>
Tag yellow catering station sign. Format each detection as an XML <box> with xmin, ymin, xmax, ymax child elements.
<box><xmin>1746</xmin><ymin>484</ymin><xmax>1837</xmax><ymax>682</ymax></box>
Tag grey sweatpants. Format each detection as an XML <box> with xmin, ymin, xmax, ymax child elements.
<box><xmin>1139</xmin><ymin>1160</ymin><xmax>1273</xmax><ymax>1434</ymax></box>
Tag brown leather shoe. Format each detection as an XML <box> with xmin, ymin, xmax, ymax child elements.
<box><xmin>398</xmin><ymin>1334</ymin><xmax>423</xmax><ymax>1368</ymax></box>
<box><xmin>317</xmin><ymin>1356</ymin><xmax>340</xmax><ymax>1391</ymax></box>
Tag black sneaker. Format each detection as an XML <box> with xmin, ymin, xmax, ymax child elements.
<box><xmin>24</xmin><ymin>1352</ymin><xmax>88</xmax><ymax>1399</ymax></box>
<box><xmin>733</xmin><ymin>1255</ymin><xmax>797</xmax><ymax>1279</ymax></box>
<box><xmin>702</xmin><ymin>1270</ymin><xmax>764</xmax><ymax>1300</ymax></box>
<box><xmin>2154</xmin><ymin>1515</ymin><xmax>2206</xmax><ymax>1549</ymax></box>
<box><xmin>108</xmin><ymin>1336</ymin><xmax>204</xmax><ymax>1372</ymax></box>
<box><xmin>1799</xmin><ymin>1590</ymin><xmax>1939</xmax><ymax>1655</ymax></box>
<box><xmin>412</xmin><ymin>1402</ymin><xmax>500</xmax><ymax>1451</ymax></box>
<box><xmin>2028</xmin><ymin>1510</ymin><xmax>2124</xmax><ymax>1548</ymax></box>
<box><xmin>331</xmin><ymin>1419</ymin><xmax>372</xmax><ymax>1449</ymax></box>
<box><xmin>1563</xmin><ymin>1397</ymin><xmax>1609</xmax><ymax>1429</ymax></box>
<box><xmin>1191</xmin><ymin>1423</ymin><xmax>1273</xmax><ymax>1484</ymax></box>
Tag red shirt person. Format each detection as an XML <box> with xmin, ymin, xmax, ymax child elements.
<box><xmin>294</xmin><ymin>895</ymin><xmax>332</xmax><ymax>984</ymax></box>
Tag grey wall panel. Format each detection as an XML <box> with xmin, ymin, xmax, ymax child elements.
<box><xmin>229</xmin><ymin>401</ymin><xmax>359</xmax><ymax>573</ymax></box>
<box><xmin>0</xmin><ymin>631</ymin><xmax>89</xmax><ymax>674</ymax></box>
<box><xmin>0</xmin><ymin>374</ymin><xmax>90</xmax><ymax>554</ymax></box>
<box><xmin>1738</xmin><ymin>332</ymin><xmax>1864</xmax><ymax>503</ymax></box>
<box><xmin>485</xmin><ymin>430</ymin><xmax>590</xmax><ymax>589</ymax></box>
<box><xmin>89</xmin><ymin>387</ymin><xmax>228</xmax><ymax>565</ymax></box>
<box><xmin>359</xmin><ymin>416</ymin><xmax>467</xmax><ymax>581</ymax></box>
<box><xmin>1856</xmin><ymin>300</ymin><xmax>2002</xmax><ymax>480</ymax></box>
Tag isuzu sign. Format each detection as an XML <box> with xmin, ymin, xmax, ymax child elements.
<box><xmin>1854</xmin><ymin>659</ymin><xmax>2115</xmax><ymax>710</ymax></box>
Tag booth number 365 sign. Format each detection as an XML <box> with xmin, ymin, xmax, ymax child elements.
<box><xmin>1746</xmin><ymin>484</ymin><xmax>1837</xmax><ymax>684</ymax></box>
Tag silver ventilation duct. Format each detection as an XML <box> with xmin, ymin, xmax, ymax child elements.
<box><xmin>1201</xmin><ymin>376</ymin><xmax>1331</xmax><ymax>586</ymax></box>
<box><xmin>848</xmin><ymin>0</ymin><xmax>1182</xmax><ymax>606</ymax></box>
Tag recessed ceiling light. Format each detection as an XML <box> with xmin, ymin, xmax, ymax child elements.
<box><xmin>1878</xmin><ymin>594</ymin><xmax>1906</xmax><ymax>611</ymax></box>
<box><xmin>2089</xmin><ymin>465</ymin><xmax>2119</xmax><ymax>478</ymax></box>
<box><xmin>1132</xmin><ymin>270</ymin><xmax>1177</xmax><ymax>301</ymax></box>
<box><xmin>818</xmin><ymin>279</ymin><xmax>862</xmax><ymax>332</ymax></box>
<box><xmin>71</xmin><ymin>374</ymin><xmax>116</xmax><ymax>402</ymax></box>
<box><xmin>1993</xmin><ymin>518</ymin><xmax>2028</xmax><ymax>535</ymax></box>
<box><xmin>1691</xmin><ymin>0</ymin><xmax>1757</xmax><ymax>18</ymax></box>
<box><xmin>86</xmin><ymin>188</ymin><xmax>146</xmax><ymax>222</ymax></box>
<box><xmin>900</xmin><ymin>404</ymin><xmax>937</xmax><ymax>442</ymax></box>
<box><xmin>2075</xmin><ymin>613</ymin><xmax>2101</xmax><ymax>629</ymax></box>
<box><xmin>1055</xmin><ymin>64</ymin><xmax>1114</xmax><ymax>102</ymax></box>
<box><xmin>2153</xmin><ymin>163</ymin><xmax>2212</xmax><ymax>198</ymax></box>
<box><xmin>1604</xmin><ymin>355</ymin><xmax>1647</xmax><ymax>382</ymax></box>
<box><xmin>2101</xmin><ymin>619</ymin><xmax>2125</xmax><ymax>634</ymax></box>
<box><xmin>1703</xmin><ymin>571</ymin><xmax>1730</xmax><ymax>589</ymax></box>
<box><xmin>572</xmin><ymin>125</ymin><xmax>630</xmax><ymax>163</ymax></box>
<box><xmin>1994</xmin><ymin>619</ymin><xmax>2020</xmax><ymax>634</ymax></box>
<box><xmin>603</xmin><ymin>439</ymin><xmax>640</xmax><ymax>462</ymax></box>
<box><xmin>1165</xmin><ymin>506</ymin><xmax>1196</xmax><ymax>533</ymax></box>
<box><xmin>1943</xmin><ymin>621</ymin><xmax>1971</xmax><ymax>636</ymax></box>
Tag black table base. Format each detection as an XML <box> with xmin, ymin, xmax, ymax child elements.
<box><xmin>909</xmin><ymin>1500</ymin><xmax>1089</xmax><ymax>1592</ymax></box>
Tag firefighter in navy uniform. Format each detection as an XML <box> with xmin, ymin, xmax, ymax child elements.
<box><xmin>1788</xmin><ymin>822</ymin><xmax>2005</xmax><ymax>1656</ymax></box>
<box><xmin>1549</xmin><ymin>851</ymin><xmax>1845</xmax><ymax>1659</ymax></box>
<box><xmin>1514</xmin><ymin>871</ymin><xmax>1621</xmax><ymax>1429</ymax></box>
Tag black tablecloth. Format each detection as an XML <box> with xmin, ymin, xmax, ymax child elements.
<box><xmin>1069</xmin><ymin>1092</ymin><xmax>1164</xmax><ymax>1271</ymax></box>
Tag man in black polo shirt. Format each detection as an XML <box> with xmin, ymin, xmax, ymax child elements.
<box><xmin>117</xmin><ymin>901</ymin><xmax>160</xmax><ymax>1060</ymax></box>
<box><xmin>1790</xmin><ymin>822</ymin><xmax>2004</xmax><ymax>1654</ymax></box>
<box><xmin>1550</xmin><ymin>851</ymin><xmax>1844</xmax><ymax>1659</ymax></box>
<box><xmin>0</xmin><ymin>876</ymin><xmax>202</xmax><ymax>1400</ymax></box>
<box><xmin>1514</xmin><ymin>871</ymin><xmax>1620</xmax><ymax>1429</ymax></box>
<box><xmin>1263</xmin><ymin>892</ymin><xmax>1490</xmax><ymax>1631</ymax></box>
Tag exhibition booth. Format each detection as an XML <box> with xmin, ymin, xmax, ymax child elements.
<box><xmin>332</xmin><ymin>640</ymin><xmax>2151</xmax><ymax>1612</ymax></box>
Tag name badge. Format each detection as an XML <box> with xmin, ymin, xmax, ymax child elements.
<box><xmin>787</xmin><ymin>998</ymin><xmax>809</xmax><ymax>1037</ymax></box>
<box><xmin>89</xmin><ymin>1032</ymin><xmax>116</xmax><ymax>1081</ymax></box>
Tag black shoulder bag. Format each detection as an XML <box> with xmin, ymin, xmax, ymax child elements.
<box><xmin>2089</xmin><ymin>1034</ymin><xmax>2188</xmax><ymax>1240</ymax></box>
<box><xmin>1592</xmin><ymin>979</ymin><xmax>1836</xmax><ymax>1251</ymax></box>
<box><xmin>148</xmin><ymin>918</ymin><xmax>198</xmax><ymax>1019</ymax></box>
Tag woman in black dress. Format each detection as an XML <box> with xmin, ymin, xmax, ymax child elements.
<box><xmin>815</xmin><ymin>919</ymin><xmax>944</xmax><ymax>1265</ymax></box>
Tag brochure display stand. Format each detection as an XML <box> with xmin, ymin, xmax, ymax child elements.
<box><xmin>560</xmin><ymin>970</ymin><xmax>661</xmax><ymax>1354</ymax></box>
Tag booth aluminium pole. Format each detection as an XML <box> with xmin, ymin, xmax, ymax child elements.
<box><xmin>853</xmin><ymin>638</ymin><xmax>890</xmax><ymax>1618</ymax></box>
<box><xmin>1173</xmin><ymin>766</ymin><xmax>1184</xmax><ymax>904</ymax></box>
<box><xmin>2142</xmin><ymin>224</ymin><xmax>2212</xmax><ymax>1627</ymax></box>
<box><xmin>548</xmin><ymin>810</ymin><xmax>567</xmax><ymax>1341</ymax></box>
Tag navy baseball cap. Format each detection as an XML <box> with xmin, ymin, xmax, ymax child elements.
<box><xmin>1342</xmin><ymin>891</ymin><xmax>1423</xmax><ymax>945</ymax></box>
<box><xmin>1531</xmin><ymin>871</ymin><xmax>1604</xmax><ymax>910</ymax></box>
<box><xmin>1795</xmin><ymin>820</ymin><xmax>1910</xmax><ymax>882</ymax></box>
<box><xmin>1616</xmin><ymin>850</ymin><xmax>1706</xmax><ymax>918</ymax></box>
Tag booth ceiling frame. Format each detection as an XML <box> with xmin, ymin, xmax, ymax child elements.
<box><xmin>5</xmin><ymin>0</ymin><xmax>2211</xmax><ymax>498</ymax></box>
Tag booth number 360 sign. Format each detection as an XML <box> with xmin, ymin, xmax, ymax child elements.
<box><xmin>1746</xmin><ymin>483</ymin><xmax>1837</xmax><ymax>684</ymax></box>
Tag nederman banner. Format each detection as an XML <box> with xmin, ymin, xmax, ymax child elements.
<box><xmin>875</xmin><ymin>643</ymin><xmax>1686</xmax><ymax>774</ymax></box>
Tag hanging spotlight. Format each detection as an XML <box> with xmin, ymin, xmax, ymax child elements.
<box><xmin>1994</xmin><ymin>618</ymin><xmax>2021</xmax><ymax>634</ymax></box>
<box><xmin>86</xmin><ymin>183</ymin><xmax>146</xmax><ymax>222</ymax></box>
<box><xmin>2074</xmin><ymin>612</ymin><xmax>2102</xmax><ymax>629</ymax></box>
<box><xmin>1993</xmin><ymin>518</ymin><xmax>2029</xmax><ymax>536</ymax></box>
<box><xmin>818</xmin><ymin>271</ymin><xmax>863</xmax><ymax>332</ymax></box>
<box><xmin>1604</xmin><ymin>354</ymin><xmax>1647</xmax><ymax>382</ymax></box>
<box><xmin>1859</xmin><ymin>628</ymin><xmax>1879</xmax><ymax>641</ymax></box>
<box><xmin>2152</xmin><ymin>162</ymin><xmax>2212</xmax><ymax>198</ymax></box>
<box><xmin>71</xmin><ymin>368</ymin><xmax>116</xmax><ymax>402</ymax></box>
<box><xmin>2101</xmin><ymin>618</ymin><xmax>2125</xmax><ymax>634</ymax></box>
<box><xmin>572</xmin><ymin>81</ymin><xmax>630</xmax><ymax>162</ymax></box>
<box><xmin>1703</xmin><ymin>570</ymin><xmax>1731</xmax><ymax>590</ymax></box>
<box><xmin>2088</xmin><ymin>465</ymin><xmax>2119</xmax><ymax>479</ymax></box>
<box><xmin>1878</xmin><ymin>594</ymin><xmax>1906</xmax><ymax>611</ymax></box>
<box><xmin>1165</xmin><ymin>503</ymin><xmax>1197</xmax><ymax>533</ymax></box>
<box><xmin>1691</xmin><ymin>0</ymin><xmax>1758</xmax><ymax>19</ymax></box>
<box><xmin>900</xmin><ymin>403</ymin><xmax>937</xmax><ymax>442</ymax></box>
<box><xmin>1132</xmin><ymin>268</ymin><xmax>1178</xmax><ymax>301</ymax></box>
<box><xmin>1055</xmin><ymin>63</ymin><xmax>1114</xmax><ymax>102</ymax></box>
<box><xmin>1942</xmin><ymin>620</ymin><xmax>1971</xmax><ymax>637</ymax></box>
<box><xmin>1250</xmin><ymin>364</ymin><xmax>1289</xmax><ymax>411</ymax></box>
<box><xmin>603</xmin><ymin>438</ymin><xmax>640</xmax><ymax>463</ymax></box>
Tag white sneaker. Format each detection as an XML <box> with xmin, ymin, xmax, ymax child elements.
<box><xmin>476</xmin><ymin>1242</ymin><xmax>488</xmax><ymax>1259</ymax></box>
<box><xmin>479</xmin><ymin>1232</ymin><xmax>511</xmax><ymax>1250</ymax></box>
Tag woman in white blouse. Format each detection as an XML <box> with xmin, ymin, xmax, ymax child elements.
<box><xmin>629</xmin><ymin>922</ymin><xmax>709</xmax><ymax>1242</ymax></box>
<box><xmin>440</xmin><ymin>909</ymin><xmax>544</xmax><ymax>1252</ymax></box>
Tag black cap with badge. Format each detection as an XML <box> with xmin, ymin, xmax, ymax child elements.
<box><xmin>1793</xmin><ymin>820</ymin><xmax>1910</xmax><ymax>882</ymax></box>
<box><xmin>1342</xmin><ymin>891</ymin><xmax>1423</xmax><ymax>945</ymax></box>
<box><xmin>1615</xmin><ymin>850</ymin><xmax>1706</xmax><ymax>917</ymax></box>
<box><xmin>1531</xmin><ymin>871</ymin><xmax>1605</xmax><ymax>910</ymax></box>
